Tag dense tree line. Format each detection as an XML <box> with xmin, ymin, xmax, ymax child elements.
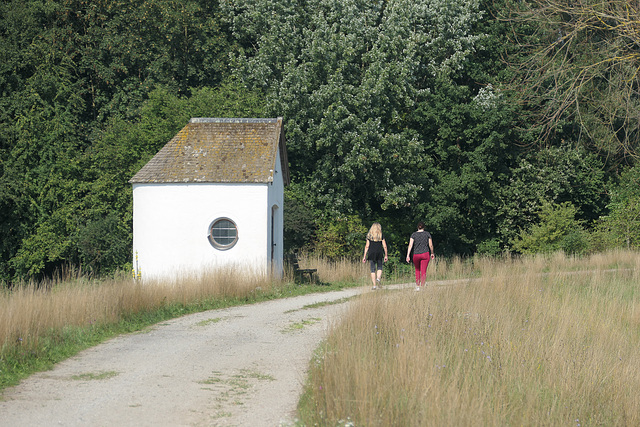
<box><xmin>1</xmin><ymin>0</ymin><xmax>638</xmax><ymax>285</ymax></box>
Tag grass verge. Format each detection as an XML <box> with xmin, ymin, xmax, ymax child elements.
<box><xmin>298</xmin><ymin>250</ymin><xmax>640</xmax><ymax>426</ymax></box>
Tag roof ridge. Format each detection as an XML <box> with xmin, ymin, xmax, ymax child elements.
<box><xmin>189</xmin><ymin>117</ymin><xmax>279</xmax><ymax>124</ymax></box>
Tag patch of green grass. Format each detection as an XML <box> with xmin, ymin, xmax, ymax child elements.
<box><xmin>282</xmin><ymin>317</ymin><xmax>322</xmax><ymax>333</ymax></box>
<box><xmin>199</xmin><ymin>377</ymin><xmax>223</xmax><ymax>385</ymax></box>
<box><xmin>195</xmin><ymin>317</ymin><xmax>222</xmax><ymax>327</ymax></box>
<box><xmin>237</xmin><ymin>368</ymin><xmax>275</xmax><ymax>382</ymax></box>
<box><xmin>227</xmin><ymin>377</ymin><xmax>250</xmax><ymax>390</ymax></box>
<box><xmin>198</xmin><ymin>368</ymin><xmax>275</xmax><ymax>411</ymax></box>
<box><xmin>285</xmin><ymin>296</ymin><xmax>355</xmax><ymax>313</ymax></box>
<box><xmin>71</xmin><ymin>371</ymin><xmax>119</xmax><ymax>381</ymax></box>
<box><xmin>212</xmin><ymin>411</ymin><xmax>233</xmax><ymax>419</ymax></box>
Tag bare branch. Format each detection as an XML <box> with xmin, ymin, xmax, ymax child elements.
<box><xmin>504</xmin><ymin>0</ymin><xmax>640</xmax><ymax>162</ymax></box>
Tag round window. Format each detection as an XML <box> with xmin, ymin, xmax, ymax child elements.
<box><xmin>208</xmin><ymin>218</ymin><xmax>238</xmax><ymax>250</ymax></box>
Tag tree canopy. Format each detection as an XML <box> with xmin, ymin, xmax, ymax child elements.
<box><xmin>1</xmin><ymin>0</ymin><xmax>637</xmax><ymax>284</ymax></box>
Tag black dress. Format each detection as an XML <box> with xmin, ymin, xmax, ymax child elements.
<box><xmin>367</xmin><ymin>236</ymin><xmax>385</xmax><ymax>261</ymax></box>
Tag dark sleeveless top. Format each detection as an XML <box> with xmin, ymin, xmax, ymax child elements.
<box><xmin>366</xmin><ymin>236</ymin><xmax>385</xmax><ymax>261</ymax></box>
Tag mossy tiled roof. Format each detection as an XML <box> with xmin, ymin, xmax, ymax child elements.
<box><xmin>129</xmin><ymin>118</ymin><xmax>289</xmax><ymax>184</ymax></box>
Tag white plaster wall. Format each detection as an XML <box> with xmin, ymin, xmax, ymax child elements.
<box><xmin>267</xmin><ymin>149</ymin><xmax>286</xmax><ymax>277</ymax></box>
<box><xmin>132</xmin><ymin>183</ymin><xmax>269</xmax><ymax>281</ymax></box>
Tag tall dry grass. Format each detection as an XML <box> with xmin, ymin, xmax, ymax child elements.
<box><xmin>0</xmin><ymin>254</ymin><xmax>372</xmax><ymax>357</ymax></box>
<box><xmin>301</xmin><ymin>253</ymin><xmax>476</xmax><ymax>285</ymax></box>
<box><xmin>0</xmin><ymin>267</ymin><xmax>274</xmax><ymax>352</ymax></box>
<box><xmin>301</xmin><ymin>250</ymin><xmax>640</xmax><ymax>426</ymax></box>
<box><xmin>301</xmin><ymin>254</ymin><xmax>370</xmax><ymax>285</ymax></box>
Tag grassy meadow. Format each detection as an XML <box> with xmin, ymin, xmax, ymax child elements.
<box><xmin>0</xmin><ymin>257</ymin><xmax>364</xmax><ymax>389</ymax></box>
<box><xmin>2</xmin><ymin>250</ymin><xmax>639</xmax><ymax>426</ymax></box>
<box><xmin>299</xmin><ymin>250</ymin><xmax>640</xmax><ymax>426</ymax></box>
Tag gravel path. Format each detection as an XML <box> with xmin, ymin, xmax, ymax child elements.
<box><xmin>0</xmin><ymin>287</ymin><xmax>371</xmax><ymax>427</ymax></box>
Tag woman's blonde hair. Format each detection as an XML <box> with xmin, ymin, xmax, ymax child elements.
<box><xmin>367</xmin><ymin>222</ymin><xmax>383</xmax><ymax>242</ymax></box>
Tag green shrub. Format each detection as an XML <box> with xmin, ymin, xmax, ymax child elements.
<box><xmin>476</xmin><ymin>238</ymin><xmax>503</xmax><ymax>256</ymax></box>
<box><xmin>512</xmin><ymin>201</ymin><xmax>588</xmax><ymax>254</ymax></box>
<box><xmin>315</xmin><ymin>215</ymin><xmax>367</xmax><ymax>260</ymax></box>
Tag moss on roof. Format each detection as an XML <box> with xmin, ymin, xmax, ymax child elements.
<box><xmin>129</xmin><ymin>118</ymin><xmax>289</xmax><ymax>184</ymax></box>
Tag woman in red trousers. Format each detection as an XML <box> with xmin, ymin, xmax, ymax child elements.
<box><xmin>405</xmin><ymin>222</ymin><xmax>435</xmax><ymax>291</ymax></box>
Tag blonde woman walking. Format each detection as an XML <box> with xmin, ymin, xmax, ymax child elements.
<box><xmin>362</xmin><ymin>223</ymin><xmax>388</xmax><ymax>290</ymax></box>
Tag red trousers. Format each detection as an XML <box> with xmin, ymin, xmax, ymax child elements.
<box><xmin>412</xmin><ymin>252</ymin><xmax>430</xmax><ymax>286</ymax></box>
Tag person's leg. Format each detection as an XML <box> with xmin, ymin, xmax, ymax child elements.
<box><xmin>419</xmin><ymin>254</ymin><xmax>430</xmax><ymax>286</ymax></box>
<box><xmin>369</xmin><ymin>261</ymin><xmax>377</xmax><ymax>288</ymax></box>
<box><xmin>375</xmin><ymin>259</ymin><xmax>383</xmax><ymax>283</ymax></box>
<box><xmin>412</xmin><ymin>255</ymin><xmax>421</xmax><ymax>287</ymax></box>
<box><xmin>413</xmin><ymin>253</ymin><xmax>429</xmax><ymax>287</ymax></box>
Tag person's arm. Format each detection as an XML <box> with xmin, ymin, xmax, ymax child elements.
<box><xmin>382</xmin><ymin>239</ymin><xmax>388</xmax><ymax>262</ymax></box>
<box><xmin>405</xmin><ymin>238</ymin><xmax>414</xmax><ymax>263</ymax></box>
<box><xmin>429</xmin><ymin>237</ymin><xmax>435</xmax><ymax>258</ymax></box>
<box><xmin>362</xmin><ymin>239</ymin><xmax>370</xmax><ymax>263</ymax></box>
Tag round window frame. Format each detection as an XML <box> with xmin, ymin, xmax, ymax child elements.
<box><xmin>207</xmin><ymin>217</ymin><xmax>238</xmax><ymax>250</ymax></box>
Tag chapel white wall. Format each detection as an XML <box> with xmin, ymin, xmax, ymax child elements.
<box><xmin>132</xmin><ymin>183</ymin><xmax>269</xmax><ymax>281</ymax></box>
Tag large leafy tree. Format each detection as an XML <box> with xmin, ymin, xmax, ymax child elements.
<box><xmin>5</xmin><ymin>0</ymin><xmax>625</xmax><ymax>277</ymax></box>
<box><xmin>0</xmin><ymin>0</ymin><xmax>240</xmax><ymax>282</ymax></box>
<box><xmin>223</xmin><ymin>0</ymin><xmax>519</xmax><ymax>255</ymax></box>
<box><xmin>0</xmin><ymin>1</ymin><xmax>87</xmax><ymax>280</ymax></box>
<box><xmin>419</xmin><ymin>79</ymin><xmax>518</xmax><ymax>253</ymax></box>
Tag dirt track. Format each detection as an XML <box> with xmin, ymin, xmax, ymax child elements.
<box><xmin>0</xmin><ymin>287</ymin><xmax>368</xmax><ymax>427</ymax></box>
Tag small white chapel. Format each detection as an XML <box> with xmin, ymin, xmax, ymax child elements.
<box><xmin>129</xmin><ymin>117</ymin><xmax>290</xmax><ymax>281</ymax></box>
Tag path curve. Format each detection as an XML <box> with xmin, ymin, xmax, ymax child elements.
<box><xmin>0</xmin><ymin>287</ymin><xmax>369</xmax><ymax>427</ymax></box>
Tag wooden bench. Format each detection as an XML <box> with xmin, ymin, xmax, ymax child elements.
<box><xmin>285</xmin><ymin>253</ymin><xmax>317</xmax><ymax>283</ymax></box>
